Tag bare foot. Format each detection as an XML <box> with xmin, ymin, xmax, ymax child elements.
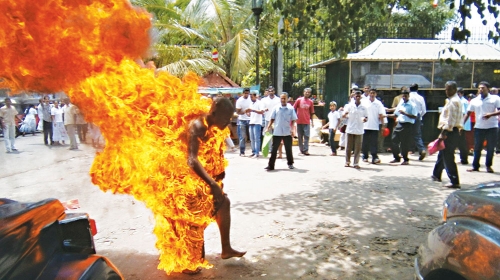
<box><xmin>182</xmin><ymin>267</ymin><xmax>201</xmax><ymax>275</ymax></box>
<box><xmin>221</xmin><ymin>248</ymin><xmax>246</xmax><ymax>259</ymax></box>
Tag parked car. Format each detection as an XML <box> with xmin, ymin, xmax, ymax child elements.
<box><xmin>0</xmin><ymin>198</ymin><xmax>123</xmax><ymax>280</ymax></box>
<box><xmin>415</xmin><ymin>182</ymin><xmax>500</xmax><ymax>280</ymax></box>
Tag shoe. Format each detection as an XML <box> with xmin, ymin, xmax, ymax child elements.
<box><xmin>239</xmin><ymin>154</ymin><xmax>245</xmax><ymax>157</ymax></box>
<box><xmin>419</xmin><ymin>151</ymin><xmax>427</xmax><ymax>161</ymax></box>
<box><xmin>431</xmin><ymin>175</ymin><xmax>442</xmax><ymax>182</ymax></box>
<box><xmin>264</xmin><ymin>166</ymin><xmax>274</xmax><ymax>171</ymax></box>
<box><xmin>401</xmin><ymin>161</ymin><xmax>409</xmax><ymax>165</ymax></box>
<box><xmin>288</xmin><ymin>165</ymin><xmax>295</xmax><ymax>169</ymax></box>
<box><xmin>6</xmin><ymin>150</ymin><xmax>11</xmax><ymax>153</ymax></box>
<box><xmin>363</xmin><ymin>158</ymin><xmax>369</xmax><ymax>162</ymax></box>
<box><xmin>487</xmin><ymin>167</ymin><xmax>494</xmax><ymax>173</ymax></box>
<box><xmin>389</xmin><ymin>159</ymin><xmax>401</xmax><ymax>163</ymax></box>
<box><xmin>467</xmin><ymin>168</ymin><xmax>479</xmax><ymax>172</ymax></box>
<box><xmin>11</xmin><ymin>148</ymin><xmax>17</xmax><ymax>151</ymax></box>
<box><xmin>69</xmin><ymin>147</ymin><xmax>78</xmax><ymax>150</ymax></box>
<box><xmin>445</xmin><ymin>184</ymin><xmax>461</xmax><ymax>189</ymax></box>
<box><xmin>372</xmin><ymin>159</ymin><xmax>381</xmax><ymax>164</ymax></box>
<box><xmin>460</xmin><ymin>161</ymin><xmax>469</xmax><ymax>165</ymax></box>
<box><xmin>353</xmin><ymin>165</ymin><xmax>360</xmax><ymax>169</ymax></box>
<box><xmin>249</xmin><ymin>154</ymin><xmax>255</xmax><ymax>158</ymax></box>
<box><xmin>303</xmin><ymin>152</ymin><xmax>310</xmax><ymax>156</ymax></box>
<box><xmin>330</xmin><ymin>153</ymin><xmax>337</xmax><ymax>156</ymax></box>
<box><xmin>344</xmin><ymin>163</ymin><xmax>350</xmax><ymax>167</ymax></box>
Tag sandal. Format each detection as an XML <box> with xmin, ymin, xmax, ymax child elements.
<box><xmin>467</xmin><ymin>168</ymin><xmax>479</xmax><ymax>172</ymax></box>
<box><xmin>345</xmin><ymin>163</ymin><xmax>350</xmax><ymax>167</ymax></box>
<box><xmin>353</xmin><ymin>165</ymin><xmax>360</xmax><ymax>169</ymax></box>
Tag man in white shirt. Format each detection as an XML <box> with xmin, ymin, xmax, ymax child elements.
<box><xmin>261</xmin><ymin>86</ymin><xmax>281</xmax><ymax>148</ymax></box>
<box><xmin>235</xmin><ymin>88</ymin><xmax>252</xmax><ymax>156</ymax></box>
<box><xmin>62</xmin><ymin>97</ymin><xmax>78</xmax><ymax>150</ymax></box>
<box><xmin>343</xmin><ymin>91</ymin><xmax>368</xmax><ymax>169</ymax></box>
<box><xmin>408</xmin><ymin>83</ymin><xmax>427</xmax><ymax>160</ymax></box>
<box><xmin>464</xmin><ymin>81</ymin><xmax>500</xmax><ymax>173</ymax></box>
<box><xmin>247</xmin><ymin>93</ymin><xmax>265</xmax><ymax>158</ymax></box>
<box><xmin>361</xmin><ymin>89</ymin><xmax>385</xmax><ymax>164</ymax></box>
<box><xmin>0</xmin><ymin>97</ymin><xmax>20</xmax><ymax>153</ymax></box>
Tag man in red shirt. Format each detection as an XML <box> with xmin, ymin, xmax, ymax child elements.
<box><xmin>293</xmin><ymin>88</ymin><xmax>315</xmax><ymax>155</ymax></box>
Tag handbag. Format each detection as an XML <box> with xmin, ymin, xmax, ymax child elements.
<box><xmin>428</xmin><ymin>138</ymin><xmax>445</xmax><ymax>155</ymax></box>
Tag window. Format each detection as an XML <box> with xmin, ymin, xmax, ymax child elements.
<box><xmin>433</xmin><ymin>62</ymin><xmax>472</xmax><ymax>89</ymax></box>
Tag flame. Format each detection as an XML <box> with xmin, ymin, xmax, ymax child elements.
<box><xmin>1</xmin><ymin>0</ymin><xmax>229</xmax><ymax>274</ymax></box>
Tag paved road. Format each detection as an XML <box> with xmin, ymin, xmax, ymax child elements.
<box><xmin>2</xmin><ymin>134</ymin><xmax>500</xmax><ymax>279</ymax></box>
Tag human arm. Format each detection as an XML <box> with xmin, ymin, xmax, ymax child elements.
<box><xmin>322</xmin><ymin>121</ymin><xmax>329</xmax><ymax>129</ymax></box>
<box><xmin>187</xmin><ymin>119</ymin><xmax>224</xmax><ymax>206</ymax></box>
<box><xmin>291</xmin><ymin>120</ymin><xmax>296</xmax><ymax>137</ymax></box>
<box><xmin>266</xmin><ymin>119</ymin><xmax>275</xmax><ymax>132</ymax></box>
<box><xmin>483</xmin><ymin>109</ymin><xmax>500</xmax><ymax>120</ymax></box>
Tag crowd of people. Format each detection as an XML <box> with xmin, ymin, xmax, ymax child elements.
<box><xmin>0</xmin><ymin>95</ymin><xmax>104</xmax><ymax>153</ymax></box>
<box><xmin>228</xmin><ymin>81</ymin><xmax>500</xmax><ymax>189</ymax></box>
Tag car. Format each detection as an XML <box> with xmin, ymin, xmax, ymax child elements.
<box><xmin>0</xmin><ymin>198</ymin><xmax>123</xmax><ymax>280</ymax></box>
<box><xmin>415</xmin><ymin>182</ymin><xmax>500</xmax><ymax>280</ymax></box>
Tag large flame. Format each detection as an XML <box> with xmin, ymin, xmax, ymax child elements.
<box><xmin>1</xmin><ymin>0</ymin><xmax>228</xmax><ymax>274</ymax></box>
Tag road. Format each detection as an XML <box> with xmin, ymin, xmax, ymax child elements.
<box><xmin>1</xmin><ymin>133</ymin><xmax>499</xmax><ymax>279</ymax></box>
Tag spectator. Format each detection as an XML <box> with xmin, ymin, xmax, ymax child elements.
<box><xmin>464</xmin><ymin>81</ymin><xmax>500</xmax><ymax>173</ymax></box>
<box><xmin>40</xmin><ymin>96</ymin><xmax>54</xmax><ymax>145</ymax></box>
<box><xmin>247</xmin><ymin>93</ymin><xmax>265</xmax><ymax>158</ymax></box>
<box><xmin>51</xmin><ymin>100</ymin><xmax>68</xmax><ymax>145</ymax></box>
<box><xmin>361</xmin><ymin>89</ymin><xmax>385</xmax><ymax>164</ymax></box>
<box><xmin>0</xmin><ymin>97</ymin><xmax>21</xmax><ymax>153</ymax></box>
<box><xmin>62</xmin><ymin>98</ymin><xmax>78</xmax><ymax>150</ymax></box>
<box><xmin>293</xmin><ymin>88</ymin><xmax>315</xmax><ymax>155</ymax></box>
<box><xmin>388</xmin><ymin>89</ymin><xmax>417</xmax><ymax>165</ymax></box>
<box><xmin>322</xmin><ymin>101</ymin><xmax>340</xmax><ymax>156</ymax></box>
<box><xmin>21</xmin><ymin>104</ymin><xmax>37</xmax><ymax>136</ymax></box>
<box><xmin>457</xmin><ymin>87</ymin><xmax>470</xmax><ymax>164</ymax></box>
<box><xmin>343</xmin><ymin>91</ymin><xmax>368</xmax><ymax>169</ymax></box>
<box><xmin>235</xmin><ymin>88</ymin><xmax>251</xmax><ymax>156</ymax></box>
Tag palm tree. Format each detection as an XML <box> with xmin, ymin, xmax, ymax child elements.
<box><xmin>132</xmin><ymin>0</ymin><xmax>258</xmax><ymax>84</ymax></box>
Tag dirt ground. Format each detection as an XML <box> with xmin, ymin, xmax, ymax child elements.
<box><xmin>2</xmin><ymin>134</ymin><xmax>500</xmax><ymax>279</ymax></box>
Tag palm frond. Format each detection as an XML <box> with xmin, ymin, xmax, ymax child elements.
<box><xmin>158</xmin><ymin>58</ymin><xmax>225</xmax><ymax>77</ymax></box>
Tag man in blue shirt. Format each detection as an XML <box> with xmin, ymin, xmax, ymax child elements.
<box><xmin>264</xmin><ymin>93</ymin><xmax>298</xmax><ymax>171</ymax></box>
<box><xmin>388</xmin><ymin>89</ymin><xmax>417</xmax><ymax>165</ymax></box>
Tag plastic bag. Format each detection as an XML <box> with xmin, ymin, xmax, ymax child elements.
<box><xmin>261</xmin><ymin>132</ymin><xmax>273</xmax><ymax>157</ymax></box>
<box><xmin>428</xmin><ymin>138</ymin><xmax>445</xmax><ymax>155</ymax></box>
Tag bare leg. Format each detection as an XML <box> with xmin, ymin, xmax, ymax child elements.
<box><xmin>216</xmin><ymin>197</ymin><xmax>246</xmax><ymax>259</ymax></box>
<box><xmin>278</xmin><ymin>142</ymin><xmax>283</xmax><ymax>158</ymax></box>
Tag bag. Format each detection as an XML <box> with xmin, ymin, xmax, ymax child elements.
<box><xmin>428</xmin><ymin>138</ymin><xmax>445</xmax><ymax>155</ymax></box>
<box><xmin>340</xmin><ymin>125</ymin><xmax>346</xmax><ymax>133</ymax></box>
<box><xmin>261</xmin><ymin>132</ymin><xmax>273</xmax><ymax>157</ymax></box>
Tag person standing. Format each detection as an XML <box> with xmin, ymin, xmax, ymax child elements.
<box><xmin>408</xmin><ymin>83</ymin><xmax>427</xmax><ymax>160</ymax></box>
<box><xmin>264</xmin><ymin>93</ymin><xmax>298</xmax><ymax>171</ymax></box>
<box><xmin>262</xmin><ymin>86</ymin><xmax>281</xmax><ymax>149</ymax></box>
<box><xmin>51</xmin><ymin>100</ymin><xmax>68</xmax><ymax>145</ymax></box>
<box><xmin>388</xmin><ymin>89</ymin><xmax>417</xmax><ymax>165</ymax></box>
<box><xmin>322</xmin><ymin>101</ymin><xmax>340</xmax><ymax>156</ymax></box>
<box><xmin>62</xmin><ymin>98</ymin><xmax>78</xmax><ymax>150</ymax></box>
<box><xmin>343</xmin><ymin>91</ymin><xmax>368</xmax><ymax>169</ymax></box>
<box><xmin>22</xmin><ymin>104</ymin><xmax>37</xmax><ymax>136</ymax></box>
<box><xmin>465</xmin><ymin>81</ymin><xmax>500</xmax><ymax>173</ymax></box>
<box><xmin>235</xmin><ymin>88</ymin><xmax>251</xmax><ymax>156</ymax></box>
<box><xmin>40</xmin><ymin>96</ymin><xmax>54</xmax><ymax>145</ymax></box>
<box><xmin>76</xmin><ymin>109</ymin><xmax>88</xmax><ymax>144</ymax></box>
<box><xmin>457</xmin><ymin>87</ymin><xmax>470</xmax><ymax>164</ymax></box>
<box><xmin>247</xmin><ymin>92</ymin><xmax>265</xmax><ymax>158</ymax></box>
<box><xmin>432</xmin><ymin>81</ymin><xmax>462</xmax><ymax>189</ymax></box>
<box><xmin>0</xmin><ymin>97</ymin><xmax>20</xmax><ymax>153</ymax></box>
<box><xmin>293</xmin><ymin>88</ymin><xmax>315</xmax><ymax>155</ymax></box>
<box><xmin>361</xmin><ymin>89</ymin><xmax>385</xmax><ymax>164</ymax></box>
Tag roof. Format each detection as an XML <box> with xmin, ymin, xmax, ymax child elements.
<box><xmin>310</xmin><ymin>39</ymin><xmax>500</xmax><ymax>68</ymax></box>
<box><xmin>201</xmin><ymin>71</ymin><xmax>239</xmax><ymax>88</ymax></box>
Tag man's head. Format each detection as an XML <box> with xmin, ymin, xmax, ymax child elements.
<box><xmin>62</xmin><ymin>97</ymin><xmax>70</xmax><ymax>105</ymax></box>
<box><xmin>264</xmin><ymin>89</ymin><xmax>269</xmax><ymax>97</ymax></box>
<box><xmin>409</xmin><ymin>83</ymin><xmax>418</xmax><ymax>92</ymax></box>
<box><xmin>457</xmin><ymin>87</ymin><xmax>464</xmax><ymax>97</ymax></box>
<box><xmin>478</xmin><ymin>81</ymin><xmax>490</xmax><ymax>98</ymax></box>
<box><xmin>363</xmin><ymin>85</ymin><xmax>371</xmax><ymax>95</ymax></box>
<box><xmin>354</xmin><ymin>90</ymin><xmax>362</xmax><ymax>104</ymax></box>
<box><xmin>267</xmin><ymin>86</ymin><xmax>275</xmax><ymax>97</ymax></box>
<box><xmin>491</xmin><ymin>87</ymin><xmax>499</xmax><ymax>95</ymax></box>
<box><xmin>280</xmin><ymin>93</ymin><xmax>288</xmax><ymax>106</ymax></box>
<box><xmin>445</xmin><ymin>81</ymin><xmax>458</xmax><ymax>98</ymax></box>
<box><xmin>242</xmin><ymin>88</ymin><xmax>250</xmax><ymax>99</ymax></box>
<box><xmin>53</xmin><ymin>100</ymin><xmax>59</xmax><ymax>108</ymax></box>
<box><xmin>303</xmin><ymin>88</ymin><xmax>312</xmax><ymax>98</ymax></box>
<box><xmin>401</xmin><ymin>89</ymin><xmax>410</xmax><ymax>103</ymax></box>
<box><xmin>4</xmin><ymin>97</ymin><xmax>12</xmax><ymax>107</ymax></box>
<box><xmin>209</xmin><ymin>97</ymin><xmax>234</xmax><ymax>129</ymax></box>
<box><xmin>329</xmin><ymin>101</ymin><xmax>337</xmax><ymax>111</ymax></box>
<box><xmin>250</xmin><ymin>93</ymin><xmax>258</xmax><ymax>102</ymax></box>
<box><xmin>369</xmin><ymin>88</ymin><xmax>377</xmax><ymax>101</ymax></box>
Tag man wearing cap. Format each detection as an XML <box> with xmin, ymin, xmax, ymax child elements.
<box><xmin>235</xmin><ymin>88</ymin><xmax>252</xmax><ymax>156</ymax></box>
<box><xmin>293</xmin><ymin>87</ymin><xmax>315</xmax><ymax>155</ymax></box>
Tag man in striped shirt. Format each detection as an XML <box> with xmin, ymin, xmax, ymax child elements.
<box><xmin>432</xmin><ymin>81</ymin><xmax>463</xmax><ymax>189</ymax></box>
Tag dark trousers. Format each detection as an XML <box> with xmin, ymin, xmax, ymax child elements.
<box><xmin>411</xmin><ymin>115</ymin><xmax>425</xmax><ymax>153</ymax></box>
<box><xmin>433</xmin><ymin>128</ymin><xmax>460</xmax><ymax>185</ymax></box>
<box><xmin>77</xmin><ymin>123</ymin><xmax>88</xmax><ymax>142</ymax></box>
<box><xmin>328</xmin><ymin>129</ymin><xmax>338</xmax><ymax>153</ymax></box>
<box><xmin>43</xmin><ymin>120</ymin><xmax>53</xmax><ymax>145</ymax></box>
<box><xmin>268</xmin><ymin>135</ymin><xmax>293</xmax><ymax>168</ymax></box>
<box><xmin>391</xmin><ymin>122</ymin><xmax>413</xmax><ymax>162</ymax></box>
<box><xmin>457</xmin><ymin>130</ymin><xmax>469</xmax><ymax>164</ymax></box>
<box><xmin>472</xmin><ymin>127</ymin><xmax>497</xmax><ymax>169</ymax></box>
<box><xmin>362</xmin><ymin>129</ymin><xmax>379</xmax><ymax>160</ymax></box>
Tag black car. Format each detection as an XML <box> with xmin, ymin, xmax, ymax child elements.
<box><xmin>415</xmin><ymin>182</ymin><xmax>500</xmax><ymax>280</ymax></box>
<box><xmin>0</xmin><ymin>198</ymin><xmax>123</xmax><ymax>280</ymax></box>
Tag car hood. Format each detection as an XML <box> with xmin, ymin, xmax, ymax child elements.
<box><xmin>445</xmin><ymin>183</ymin><xmax>500</xmax><ymax>228</ymax></box>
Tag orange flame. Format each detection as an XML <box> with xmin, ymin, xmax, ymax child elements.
<box><xmin>1</xmin><ymin>0</ymin><xmax>229</xmax><ymax>274</ymax></box>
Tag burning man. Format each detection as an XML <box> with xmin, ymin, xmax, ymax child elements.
<box><xmin>185</xmin><ymin>97</ymin><xmax>246</xmax><ymax>273</ymax></box>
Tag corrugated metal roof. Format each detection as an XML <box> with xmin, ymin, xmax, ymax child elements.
<box><xmin>310</xmin><ymin>39</ymin><xmax>500</xmax><ymax>68</ymax></box>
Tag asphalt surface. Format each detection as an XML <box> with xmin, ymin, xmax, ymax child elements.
<box><xmin>2</xmin><ymin>133</ymin><xmax>500</xmax><ymax>279</ymax></box>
